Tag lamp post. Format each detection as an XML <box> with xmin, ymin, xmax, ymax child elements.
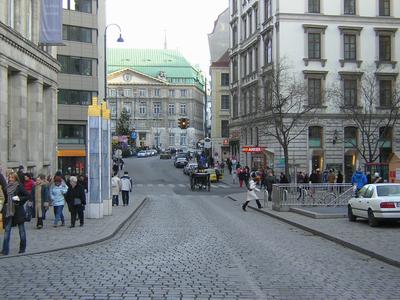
<box><xmin>104</xmin><ymin>23</ymin><xmax>124</xmax><ymax>103</ymax></box>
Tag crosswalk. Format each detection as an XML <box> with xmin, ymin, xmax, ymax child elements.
<box><xmin>135</xmin><ymin>183</ymin><xmax>231</xmax><ymax>189</ymax></box>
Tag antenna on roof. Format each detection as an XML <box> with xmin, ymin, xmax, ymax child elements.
<box><xmin>164</xmin><ymin>29</ymin><xmax>167</xmax><ymax>50</ymax></box>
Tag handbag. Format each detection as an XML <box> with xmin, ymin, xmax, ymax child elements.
<box><xmin>73</xmin><ymin>198</ymin><xmax>82</xmax><ymax>205</ymax></box>
<box><xmin>24</xmin><ymin>200</ymin><xmax>33</xmax><ymax>222</ymax></box>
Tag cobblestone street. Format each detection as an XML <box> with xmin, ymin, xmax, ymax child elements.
<box><xmin>1</xmin><ymin>185</ymin><xmax>400</xmax><ymax>299</ymax></box>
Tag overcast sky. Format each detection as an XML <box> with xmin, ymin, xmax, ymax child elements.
<box><xmin>106</xmin><ymin>0</ymin><xmax>229</xmax><ymax>76</ymax></box>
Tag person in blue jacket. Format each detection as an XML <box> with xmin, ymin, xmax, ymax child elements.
<box><xmin>351</xmin><ymin>167</ymin><xmax>368</xmax><ymax>195</ymax></box>
<box><xmin>50</xmin><ymin>175</ymin><xmax>68</xmax><ymax>227</ymax></box>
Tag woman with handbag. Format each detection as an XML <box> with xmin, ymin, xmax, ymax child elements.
<box><xmin>65</xmin><ymin>176</ymin><xmax>86</xmax><ymax>228</ymax></box>
<box><xmin>242</xmin><ymin>172</ymin><xmax>263</xmax><ymax>211</ymax></box>
<box><xmin>1</xmin><ymin>172</ymin><xmax>31</xmax><ymax>255</ymax></box>
<box><xmin>32</xmin><ymin>174</ymin><xmax>49</xmax><ymax>229</ymax></box>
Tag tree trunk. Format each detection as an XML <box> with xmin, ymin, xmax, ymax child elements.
<box><xmin>283</xmin><ymin>146</ymin><xmax>290</xmax><ymax>181</ymax></box>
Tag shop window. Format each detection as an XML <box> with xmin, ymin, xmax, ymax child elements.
<box><xmin>58</xmin><ymin>124</ymin><xmax>85</xmax><ymax>144</ymax></box>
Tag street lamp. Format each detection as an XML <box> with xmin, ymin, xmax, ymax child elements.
<box><xmin>104</xmin><ymin>23</ymin><xmax>124</xmax><ymax>104</ymax></box>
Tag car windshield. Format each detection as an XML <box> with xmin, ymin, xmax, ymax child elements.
<box><xmin>376</xmin><ymin>185</ymin><xmax>400</xmax><ymax>197</ymax></box>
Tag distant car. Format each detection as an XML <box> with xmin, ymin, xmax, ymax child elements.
<box><xmin>150</xmin><ymin>149</ymin><xmax>157</xmax><ymax>156</ymax></box>
<box><xmin>174</xmin><ymin>157</ymin><xmax>188</xmax><ymax>168</ymax></box>
<box><xmin>145</xmin><ymin>150</ymin><xmax>152</xmax><ymax>157</ymax></box>
<box><xmin>348</xmin><ymin>183</ymin><xmax>400</xmax><ymax>227</ymax></box>
<box><xmin>160</xmin><ymin>152</ymin><xmax>171</xmax><ymax>159</ymax></box>
<box><xmin>184</xmin><ymin>163</ymin><xmax>198</xmax><ymax>175</ymax></box>
<box><xmin>204</xmin><ymin>168</ymin><xmax>218</xmax><ymax>182</ymax></box>
<box><xmin>137</xmin><ymin>151</ymin><xmax>147</xmax><ymax>158</ymax></box>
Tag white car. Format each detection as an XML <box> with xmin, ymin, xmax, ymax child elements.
<box><xmin>137</xmin><ymin>151</ymin><xmax>147</xmax><ymax>158</ymax></box>
<box><xmin>348</xmin><ymin>183</ymin><xmax>400</xmax><ymax>227</ymax></box>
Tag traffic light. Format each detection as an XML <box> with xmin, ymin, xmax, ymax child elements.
<box><xmin>178</xmin><ymin>118</ymin><xmax>189</xmax><ymax>129</ymax></box>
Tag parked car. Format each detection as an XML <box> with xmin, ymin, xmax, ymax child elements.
<box><xmin>160</xmin><ymin>152</ymin><xmax>171</xmax><ymax>159</ymax></box>
<box><xmin>174</xmin><ymin>157</ymin><xmax>188</xmax><ymax>168</ymax></box>
<box><xmin>145</xmin><ymin>150</ymin><xmax>152</xmax><ymax>157</ymax></box>
<box><xmin>348</xmin><ymin>183</ymin><xmax>400</xmax><ymax>227</ymax></box>
<box><xmin>137</xmin><ymin>151</ymin><xmax>147</xmax><ymax>158</ymax></box>
<box><xmin>184</xmin><ymin>163</ymin><xmax>198</xmax><ymax>175</ymax></box>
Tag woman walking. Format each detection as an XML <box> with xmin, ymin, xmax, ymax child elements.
<box><xmin>65</xmin><ymin>176</ymin><xmax>86</xmax><ymax>228</ymax></box>
<box><xmin>50</xmin><ymin>175</ymin><xmax>68</xmax><ymax>227</ymax></box>
<box><xmin>33</xmin><ymin>174</ymin><xmax>49</xmax><ymax>229</ymax></box>
<box><xmin>242</xmin><ymin>173</ymin><xmax>263</xmax><ymax>211</ymax></box>
<box><xmin>1</xmin><ymin>173</ymin><xmax>31</xmax><ymax>255</ymax></box>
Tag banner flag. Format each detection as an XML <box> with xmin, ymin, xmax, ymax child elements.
<box><xmin>40</xmin><ymin>0</ymin><xmax>63</xmax><ymax>45</ymax></box>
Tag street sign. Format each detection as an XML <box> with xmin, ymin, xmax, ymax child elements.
<box><xmin>131</xmin><ymin>131</ymin><xmax>137</xmax><ymax>140</ymax></box>
<box><xmin>242</xmin><ymin>146</ymin><xmax>264</xmax><ymax>153</ymax></box>
<box><xmin>204</xmin><ymin>137</ymin><xmax>211</xmax><ymax>149</ymax></box>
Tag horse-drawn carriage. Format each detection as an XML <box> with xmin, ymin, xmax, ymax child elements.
<box><xmin>190</xmin><ymin>172</ymin><xmax>211</xmax><ymax>191</ymax></box>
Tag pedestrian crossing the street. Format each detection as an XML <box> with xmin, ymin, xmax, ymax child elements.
<box><xmin>135</xmin><ymin>183</ymin><xmax>232</xmax><ymax>189</ymax></box>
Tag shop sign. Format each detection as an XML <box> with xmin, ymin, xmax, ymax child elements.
<box><xmin>242</xmin><ymin>146</ymin><xmax>265</xmax><ymax>153</ymax></box>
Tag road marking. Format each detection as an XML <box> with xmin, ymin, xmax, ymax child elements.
<box><xmin>136</xmin><ymin>184</ymin><xmax>144</xmax><ymax>187</ymax></box>
<box><xmin>147</xmin><ymin>183</ymin><xmax>153</xmax><ymax>187</ymax></box>
<box><xmin>178</xmin><ymin>184</ymin><xmax>186</xmax><ymax>187</ymax></box>
<box><xmin>219</xmin><ymin>184</ymin><xmax>230</xmax><ymax>188</ymax></box>
<box><xmin>158</xmin><ymin>184</ymin><xmax>164</xmax><ymax>187</ymax></box>
<box><xmin>168</xmin><ymin>184</ymin><xmax>175</xmax><ymax>187</ymax></box>
<box><xmin>211</xmin><ymin>184</ymin><xmax>219</xmax><ymax>188</ymax></box>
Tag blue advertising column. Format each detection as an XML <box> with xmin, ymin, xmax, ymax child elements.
<box><xmin>87</xmin><ymin>97</ymin><xmax>103</xmax><ymax>218</ymax></box>
<box><xmin>101</xmin><ymin>102</ymin><xmax>112</xmax><ymax>216</ymax></box>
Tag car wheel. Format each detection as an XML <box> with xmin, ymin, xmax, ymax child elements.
<box><xmin>348</xmin><ymin>205</ymin><xmax>356</xmax><ymax>222</ymax></box>
<box><xmin>368</xmin><ymin>209</ymin><xmax>378</xmax><ymax>227</ymax></box>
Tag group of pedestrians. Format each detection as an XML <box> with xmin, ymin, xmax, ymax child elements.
<box><xmin>0</xmin><ymin>165</ymin><xmax>87</xmax><ymax>255</ymax></box>
<box><xmin>111</xmin><ymin>171</ymin><xmax>133</xmax><ymax>206</ymax></box>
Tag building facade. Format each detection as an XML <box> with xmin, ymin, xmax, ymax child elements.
<box><xmin>107</xmin><ymin>49</ymin><xmax>205</xmax><ymax>150</ymax></box>
<box><xmin>57</xmin><ymin>0</ymin><xmax>105</xmax><ymax>175</ymax></box>
<box><xmin>229</xmin><ymin>0</ymin><xmax>400</xmax><ymax>181</ymax></box>
<box><xmin>209</xmin><ymin>9</ymin><xmax>231</xmax><ymax>162</ymax></box>
<box><xmin>0</xmin><ymin>0</ymin><xmax>60</xmax><ymax>175</ymax></box>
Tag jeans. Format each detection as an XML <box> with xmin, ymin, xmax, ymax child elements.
<box><xmin>2</xmin><ymin>218</ymin><xmax>26</xmax><ymax>255</ymax></box>
<box><xmin>122</xmin><ymin>191</ymin><xmax>130</xmax><ymax>206</ymax></box>
<box><xmin>112</xmin><ymin>195</ymin><xmax>119</xmax><ymax>206</ymax></box>
<box><xmin>70</xmin><ymin>205</ymin><xmax>84</xmax><ymax>227</ymax></box>
<box><xmin>53</xmin><ymin>205</ymin><xmax>65</xmax><ymax>225</ymax></box>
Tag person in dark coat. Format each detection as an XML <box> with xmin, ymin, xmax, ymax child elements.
<box><xmin>264</xmin><ymin>171</ymin><xmax>276</xmax><ymax>201</ymax></box>
<box><xmin>1</xmin><ymin>172</ymin><xmax>30</xmax><ymax>255</ymax></box>
<box><xmin>279</xmin><ymin>172</ymin><xmax>289</xmax><ymax>183</ymax></box>
<box><xmin>17</xmin><ymin>165</ymin><xmax>25</xmax><ymax>183</ymax></box>
<box><xmin>65</xmin><ymin>176</ymin><xmax>86</xmax><ymax>228</ymax></box>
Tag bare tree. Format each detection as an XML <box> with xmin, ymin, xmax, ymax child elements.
<box><xmin>329</xmin><ymin>69</ymin><xmax>400</xmax><ymax>164</ymax></box>
<box><xmin>260</xmin><ymin>62</ymin><xmax>316</xmax><ymax>177</ymax></box>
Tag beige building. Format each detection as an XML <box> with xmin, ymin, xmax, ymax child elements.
<box><xmin>57</xmin><ymin>0</ymin><xmax>105</xmax><ymax>175</ymax></box>
<box><xmin>0</xmin><ymin>1</ymin><xmax>60</xmax><ymax>175</ymax></box>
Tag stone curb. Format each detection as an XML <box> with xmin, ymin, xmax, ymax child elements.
<box><xmin>227</xmin><ymin>195</ymin><xmax>400</xmax><ymax>269</ymax></box>
<box><xmin>0</xmin><ymin>197</ymin><xmax>148</xmax><ymax>259</ymax></box>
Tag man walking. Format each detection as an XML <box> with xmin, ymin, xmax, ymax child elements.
<box><xmin>120</xmin><ymin>171</ymin><xmax>132</xmax><ymax>206</ymax></box>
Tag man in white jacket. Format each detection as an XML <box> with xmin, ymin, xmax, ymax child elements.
<box><xmin>120</xmin><ymin>171</ymin><xmax>132</xmax><ymax>206</ymax></box>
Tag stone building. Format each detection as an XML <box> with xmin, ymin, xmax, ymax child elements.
<box><xmin>56</xmin><ymin>0</ymin><xmax>105</xmax><ymax>175</ymax></box>
<box><xmin>209</xmin><ymin>8</ymin><xmax>232</xmax><ymax>162</ymax></box>
<box><xmin>0</xmin><ymin>1</ymin><xmax>60</xmax><ymax>175</ymax></box>
<box><xmin>107</xmin><ymin>48</ymin><xmax>205</xmax><ymax>149</ymax></box>
<box><xmin>229</xmin><ymin>0</ymin><xmax>400</xmax><ymax>181</ymax></box>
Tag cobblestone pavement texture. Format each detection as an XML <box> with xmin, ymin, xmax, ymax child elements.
<box><xmin>228</xmin><ymin>191</ymin><xmax>400</xmax><ymax>265</ymax></box>
<box><xmin>1</xmin><ymin>188</ymin><xmax>400</xmax><ymax>299</ymax></box>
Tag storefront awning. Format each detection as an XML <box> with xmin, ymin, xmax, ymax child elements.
<box><xmin>57</xmin><ymin>149</ymin><xmax>86</xmax><ymax>157</ymax></box>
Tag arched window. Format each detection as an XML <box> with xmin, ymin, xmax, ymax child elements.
<box><xmin>308</xmin><ymin>126</ymin><xmax>323</xmax><ymax>148</ymax></box>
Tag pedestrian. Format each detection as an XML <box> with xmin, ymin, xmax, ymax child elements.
<box><xmin>226</xmin><ymin>158</ymin><xmax>232</xmax><ymax>175</ymax></box>
<box><xmin>336</xmin><ymin>171</ymin><xmax>343</xmax><ymax>183</ymax></box>
<box><xmin>32</xmin><ymin>174</ymin><xmax>49</xmax><ymax>229</ymax></box>
<box><xmin>23</xmin><ymin>173</ymin><xmax>35</xmax><ymax>217</ymax></box>
<box><xmin>17</xmin><ymin>165</ymin><xmax>25</xmax><ymax>183</ymax></box>
<box><xmin>50</xmin><ymin>175</ymin><xmax>68</xmax><ymax>227</ymax></box>
<box><xmin>65</xmin><ymin>176</ymin><xmax>86</xmax><ymax>228</ymax></box>
<box><xmin>1</xmin><ymin>172</ymin><xmax>30</xmax><ymax>255</ymax></box>
<box><xmin>120</xmin><ymin>158</ymin><xmax>125</xmax><ymax>171</ymax></box>
<box><xmin>111</xmin><ymin>173</ymin><xmax>121</xmax><ymax>206</ymax></box>
<box><xmin>279</xmin><ymin>172</ymin><xmax>289</xmax><ymax>184</ymax></box>
<box><xmin>120</xmin><ymin>171</ymin><xmax>132</xmax><ymax>206</ymax></box>
<box><xmin>264</xmin><ymin>171</ymin><xmax>276</xmax><ymax>202</ymax></box>
<box><xmin>232</xmin><ymin>166</ymin><xmax>238</xmax><ymax>184</ymax></box>
<box><xmin>309</xmin><ymin>170</ymin><xmax>319</xmax><ymax>184</ymax></box>
<box><xmin>372</xmin><ymin>172</ymin><xmax>383</xmax><ymax>183</ymax></box>
<box><xmin>242</xmin><ymin>173</ymin><xmax>263</xmax><ymax>211</ymax></box>
<box><xmin>351</xmin><ymin>167</ymin><xmax>368</xmax><ymax>196</ymax></box>
<box><xmin>112</xmin><ymin>160</ymin><xmax>119</xmax><ymax>175</ymax></box>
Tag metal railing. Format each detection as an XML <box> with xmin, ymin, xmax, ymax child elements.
<box><xmin>272</xmin><ymin>183</ymin><xmax>354</xmax><ymax>211</ymax></box>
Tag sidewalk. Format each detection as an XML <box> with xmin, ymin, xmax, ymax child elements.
<box><xmin>228</xmin><ymin>192</ymin><xmax>400</xmax><ymax>268</ymax></box>
<box><xmin>0</xmin><ymin>193</ymin><xmax>147</xmax><ymax>258</ymax></box>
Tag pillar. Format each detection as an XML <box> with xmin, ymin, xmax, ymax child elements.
<box><xmin>102</xmin><ymin>102</ymin><xmax>112</xmax><ymax>216</ymax></box>
<box><xmin>43</xmin><ymin>85</ymin><xmax>57</xmax><ymax>175</ymax></box>
<box><xmin>0</xmin><ymin>61</ymin><xmax>8</xmax><ymax>167</ymax></box>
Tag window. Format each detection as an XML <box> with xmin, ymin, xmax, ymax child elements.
<box><xmin>154</xmin><ymin>89</ymin><xmax>161</xmax><ymax>97</ymax></box>
<box><xmin>309</xmin><ymin>126</ymin><xmax>323</xmax><ymax>148</ymax></box>
<box><xmin>169</xmin><ymin>133</ymin><xmax>175</xmax><ymax>146</ymax></box>
<box><xmin>248</xmin><ymin>11</ymin><xmax>252</xmax><ymax>35</ymax></box>
<box><xmin>255</xmin><ymin>46</ymin><xmax>259</xmax><ymax>70</ymax></box>
<box><xmin>124</xmin><ymin>88</ymin><xmax>132</xmax><ymax>97</ymax></box>
<box><xmin>123</xmin><ymin>104</ymin><xmax>131</xmax><ymax>115</ymax></box>
<box><xmin>344</xmin><ymin>34</ymin><xmax>356</xmax><ymax>60</ymax></box>
<box><xmin>248</xmin><ymin>50</ymin><xmax>253</xmax><ymax>74</ymax></box>
<box><xmin>153</xmin><ymin>103</ymin><xmax>161</xmax><ymax>114</ymax></box>
<box><xmin>221</xmin><ymin>95</ymin><xmax>230</xmax><ymax>110</ymax></box>
<box><xmin>221</xmin><ymin>73</ymin><xmax>230</xmax><ymax>86</ymax></box>
<box><xmin>344</xmin><ymin>0</ymin><xmax>355</xmax><ymax>15</ymax></box>
<box><xmin>233</xmin><ymin>94</ymin><xmax>239</xmax><ymax>117</ymax></box>
<box><xmin>242</xmin><ymin>53</ymin><xmax>247</xmax><ymax>77</ymax></box>
<box><xmin>58</xmin><ymin>55</ymin><xmax>93</xmax><ymax>76</ymax></box>
<box><xmin>168</xmin><ymin>120</ymin><xmax>175</xmax><ymax>128</ymax></box>
<box><xmin>58</xmin><ymin>89</ymin><xmax>94</xmax><ymax>105</ymax></box>
<box><xmin>265</xmin><ymin>0</ymin><xmax>272</xmax><ymax>20</ymax></box>
<box><xmin>169</xmin><ymin>90</ymin><xmax>175</xmax><ymax>98</ymax></box>
<box><xmin>266</xmin><ymin>36</ymin><xmax>273</xmax><ymax>65</ymax></box>
<box><xmin>168</xmin><ymin>103</ymin><xmax>175</xmax><ymax>115</ymax></box>
<box><xmin>379</xmin><ymin>35</ymin><xmax>391</xmax><ymax>61</ymax></box>
<box><xmin>232</xmin><ymin>24</ymin><xmax>238</xmax><ymax>47</ymax></box>
<box><xmin>154</xmin><ymin>133</ymin><xmax>160</xmax><ymax>148</ymax></box>
<box><xmin>180</xmin><ymin>104</ymin><xmax>186</xmax><ymax>115</ymax></box>
<box><xmin>108</xmin><ymin>88</ymin><xmax>116</xmax><ymax>97</ymax></box>
<box><xmin>379</xmin><ymin>80</ymin><xmax>392</xmax><ymax>107</ymax></box>
<box><xmin>221</xmin><ymin>120</ymin><xmax>229</xmax><ymax>138</ymax></box>
<box><xmin>308</xmin><ymin>0</ymin><xmax>320</xmax><ymax>13</ymax></box>
<box><xmin>379</xmin><ymin>127</ymin><xmax>392</xmax><ymax>148</ymax></box>
<box><xmin>180</xmin><ymin>133</ymin><xmax>187</xmax><ymax>146</ymax></box>
<box><xmin>242</xmin><ymin>16</ymin><xmax>247</xmax><ymax>40</ymax></box>
<box><xmin>63</xmin><ymin>25</ymin><xmax>92</xmax><ymax>43</ymax></box>
<box><xmin>308</xmin><ymin>79</ymin><xmax>322</xmax><ymax>106</ymax></box>
<box><xmin>344</xmin><ymin>127</ymin><xmax>358</xmax><ymax>148</ymax></box>
<box><xmin>58</xmin><ymin>124</ymin><xmax>86</xmax><ymax>144</ymax></box>
<box><xmin>344</xmin><ymin>79</ymin><xmax>358</xmax><ymax>106</ymax></box>
<box><xmin>379</xmin><ymin>0</ymin><xmax>390</xmax><ymax>16</ymax></box>
<box><xmin>139</xmin><ymin>89</ymin><xmax>147</xmax><ymax>97</ymax></box>
<box><xmin>139</xmin><ymin>102</ymin><xmax>147</xmax><ymax>115</ymax></box>
<box><xmin>63</xmin><ymin>0</ymin><xmax>92</xmax><ymax>13</ymax></box>
<box><xmin>232</xmin><ymin>56</ymin><xmax>238</xmax><ymax>82</ymax></box>
<box><xmin>180</xmin><ymin>89</ymin><xmax>187</xmax><ymax>97</ymax></box>
<box><xmin>254</xmin><ymin>5</ymin><xmax>258</xmax><ymax>28</ymax></box>
<box><xmin>308</xmin><ymin>33</ymin><xmax>321</xmax><ymax>59</ymax></box>
<box><xmin>232</xmin><ymin>0</ymin><xmax>238</xmax><ymax>14</ymax></box>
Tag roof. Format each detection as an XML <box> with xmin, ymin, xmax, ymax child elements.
<box><xmin>107</xmin><ymin>48</ymin><xmax>205</xmax><ymax>90</ymax></box>
<box><xmin>210</xmin><ymin>50</ymin><xmax>230</xmax><ymax>68</ymax></box>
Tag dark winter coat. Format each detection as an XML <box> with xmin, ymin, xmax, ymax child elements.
<box><xmin>2</xmin><ymin>184</ymin><xmax>31</xmax><ymax>225</ymax></box>
<box><xmin>0</xmin><ymin>173</ymin><xmax>7</xmax><ymax>199</ymax></box>
<box><xmin>264</xmin><ymin>175</ymin><xmax>276</xmax><ymax>191</ymax></box>
<box><xmin>65</xmin><ymin>184</ymin><xmax>86</xmax><ymax>211</ymax></box>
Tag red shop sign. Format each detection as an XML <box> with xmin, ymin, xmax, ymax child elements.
<box><xmin>242</xmin><ymin>146</ymin><xmax>265</xmax><ymax>153</ymax></box>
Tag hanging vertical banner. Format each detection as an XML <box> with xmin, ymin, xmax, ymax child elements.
<box><xmin>40</xmin><ymin>0</ymin><xmax>63</xmax><ymax>45</ymax></box>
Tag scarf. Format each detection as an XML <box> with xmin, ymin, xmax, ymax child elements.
<box><xmin>6</xmin><ymin>181</ymin><xmax>18</xmax><ymax>218</ymax></box>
